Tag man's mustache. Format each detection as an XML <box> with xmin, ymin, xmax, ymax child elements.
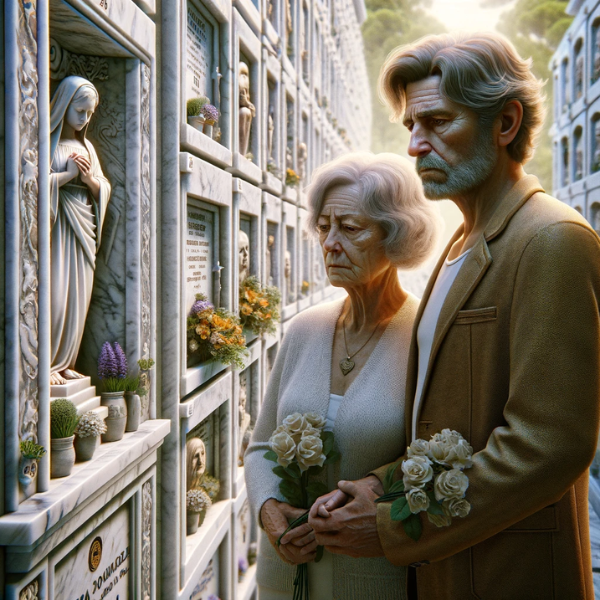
<box><xmin>416</xmin><ymin>154</ymin><xmax>449</xmax><ymax>174</ymax></box>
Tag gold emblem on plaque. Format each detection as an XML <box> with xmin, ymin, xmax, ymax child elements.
<box><xmin>89</xmin><ymin>537</ymin><xmax>103</xmax><ymax>572</ymax></box>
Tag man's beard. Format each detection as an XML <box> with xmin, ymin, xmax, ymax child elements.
<box><xmin>416</xmin><ymin>129</ymin><xmax>498</xmax><ymax>200</ymax></box>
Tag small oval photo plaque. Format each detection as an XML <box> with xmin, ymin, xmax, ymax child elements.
<box><xmin>89</xmin><ymin>536</ymin><xmax>103</xmax><ymax>572</ymax></box>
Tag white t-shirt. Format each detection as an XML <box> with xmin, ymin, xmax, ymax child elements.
<box><xmin>411</xmin><ymin>249</ymin><xmax>471</xmax><ymax>441</ymax></box>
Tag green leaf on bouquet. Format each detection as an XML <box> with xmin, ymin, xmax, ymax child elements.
<box><xmin>324</xmin><ymin>451</ymin><xmax>341</xmax><ymax>465</ymax></box>
<box><xmin>426</xmin><ymin>492</ymin><xmax>444</xmax><ymax>515</ymax></box>
<box><xmin>306</xmin><ymin>481</ymin><xmax>329</xmax><ymax>505</ymax></box>
<box><xmin>315</xmin><ymin>545</ymin><xmax>324</xmax><ymax>563</ymax></box>
<box><xmin>390</xmin><ymin>479</ymin><xmax>405</xmax><ymax>494</ymax></box>
<box><xmin>322</xmin><ymin>431</ymin><xmax>335</xmax><ymax>455</ymax></box>
<box><xmin>264</xmin><ymin>450</ymin><xmax>279</xmax><ymax>462</ymax></box>
<box><xmin>390</xmin><ymin>496</ymin><xmax>412</xmax><ymax>521</ymax></box>
<box><xmin>284</xmin><ymin>462</ymin><xmax>302</xmax><ymax>479</ymax></box>
<box><xmin>383</xmin><ymin>462</ymin><xmax>401</xmax><ymax>494</ymax></box>
<box><xmin>402</xmin><ymin>513</ymin><xmax>423</xmax><ymax>541</ymax></box>
<box><xmin>273</xmin><ymin>465</ymin><xmax>299</xmax><ymax>482</ymax></box>
<box><xmin>279</xmin><ymin>480</ymin><xmax>304</xmax><ymax>507</ymax></box>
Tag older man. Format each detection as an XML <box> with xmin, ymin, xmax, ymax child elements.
<box><xmin>297</xmin><ymin>32</ymin><xmax>600</xmax><ymax>599</ymax></box>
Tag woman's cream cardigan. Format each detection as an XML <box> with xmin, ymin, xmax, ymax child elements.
<box><xmin>244</xmin><ymin>294</ymin><xmax>419</xmax><ymax>599</ymax></box>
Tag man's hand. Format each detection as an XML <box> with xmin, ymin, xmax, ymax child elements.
<box><xmin>308</xmin><ymin>476</ymin><xmax>385</xmax><ymax>558</ymax></box>
<box><xmin>260</xmin><ymin>499</ymin><xmax>318</xmax><ymax>564</ymax></box>
<box><xmin>308</xmin><ymin>488</ymin><xmax>349</xmax><ymax>519</ymax></box>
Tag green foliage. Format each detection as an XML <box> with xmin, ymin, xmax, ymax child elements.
<box><xmin>50</xmin><ymin>399</ymin><xmax>79</xmax><ymax>439</ymax></box>
<box><xmin>402</xmin><ymin>513</ymin><xmax>423</xmax><ymax>541</ymax></box>
<box><xmin>391</xmin><ymin>496</ymin><xmax>412</xmax><ymax>521</ymax></box>
<box><xmin>138</xmin><ymin>357</ymin><xmax>155</xmax><ymax>371</ymax></box>
<box><xmin>20</xmin><ymin>440</ymin><xmax>46</xmax><ymax>460</ymax></box>
<box><xmin>491</xmin><ymin>0</ymin><xmax>573</xmax><ymax>192</ymax></box>
<box><xmin>239</xmin><ymin>276</ymin><xmax>281</xmax><ymax>336</ymax></box>
<box><xmin>198</xmin><ymin>473</ymin><xmax>221</xmax><ymax>502</ymax></box>
<box><xmin>102</xmin><ymin>377</ymin><xmax>127</xmax><ymax>393</ymax></box>
<box><xmin>186</xmin><ymin>96</ymin><xmax>209</xmax><ymax>117</ymax></box>
<box><xmin>361</xmin><ymin>0</ymin><xmax>446</xmax><ymax>154</ymax></box>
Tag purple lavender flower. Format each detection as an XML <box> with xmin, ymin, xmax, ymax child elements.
<box><xmin>191</xmin><ymin>298</ymin><xmax>214</xmax><ymax>316</ymax></box>
<box><xmin>201</xmin><ymin>104</ymin><xmax>219</xmax><ymax>123</ymax></box>
<box><xmin>113</xmin><ymin>342</ymin><xmax>128</xmax><ymax>379</ymax></box>
<box><xmin>207</xmin><ymin>596</ymin><xmax>220</xmax><ymax>600</ymax></box>
<box><xmin>98</xmin><ymin>341</ymin><xmax>117</xmax><ymax>380</ymax></box>
<box><xmin>238</xmin><ymin>557</ymin><xmax>248</xmax><ymax>573</ymax></box>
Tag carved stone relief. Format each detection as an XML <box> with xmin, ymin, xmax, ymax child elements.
<box><xmin>142</xmin><ymin>480</ymin><xmax>152</xmax><ymax>600</ymax></box>
<box><xmin>19</xmin><ymin>578</ymin><xmax>39</xmax><ymax>600</ymax></box>
<box><xmin>50</xmin><ymin>39</ymin><xmax>109</xmax><ymax>83</ymax></box>
<box><xmin>18</xmin><ymin>0</ymin><xmax>40</xmax><ymax>445</ymax></box>
<box><xmin>141</xmin><ymin>63</ymin><xmax>152</xmax><ymax>421</ymax></box>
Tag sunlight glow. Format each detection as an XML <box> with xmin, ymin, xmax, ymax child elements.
<box><xmin>427</xmin><ymin>0</ymin><xmax>516</xmax><ymax>33</ymax></box>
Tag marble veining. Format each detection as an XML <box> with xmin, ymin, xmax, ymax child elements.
<box><xmin>18</xmin><ymin>0</ymin><xmax>40</xmax><ymax>447</ymax></box>
<box><xmin>0</xmin><ymin>420</ymin><xmax>169</xmax><ymax>547</ymax></box>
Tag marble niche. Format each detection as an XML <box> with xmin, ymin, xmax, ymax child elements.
<box><xmin>48</xmin><ymin>3</ymin><xmax>154</xmax><ymax>423</ymax></box>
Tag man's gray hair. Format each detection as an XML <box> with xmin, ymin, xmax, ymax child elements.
<box><xmin>307</xmin><ymin>152</ymin><xmax>440</xmax><ymax>269</ymax></box>
<box><xmin>379</xmin><ymin>32</ymin><xmax>546</xmax><ymax>164</ymax></box>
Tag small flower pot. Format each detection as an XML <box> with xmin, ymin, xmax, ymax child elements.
<box><xmin>101</xmin><ymin>392</ymin><xmax>127</xmax><ymax>442</ymax></box>
<box><xmin>187</xmin><ymin>115</ymin><xmax>205</xmax><ymax>131</ymax></box>
<box><xmin>75</xmin><ymin>434</ymin><xmax>100</xmax><ymax>461</ymax></box>
<box><xmin>124</xmin><ymin>392</ymin><xmax>141</xmax><ymax>432</ymax></box>
<box><xmin>19</xmin><ymin>457</ymin><xmax>38</xmax><ymax>499</ymax></box>
<box><xmin>203</xmin><ymin>121</ymin><xmax>215</xmax><ymax>138</ymax></box>
<box><xmin>51</xmin><ymin>436</ymin><xmax>76</xmax><ymax>478</ymax></box>
<box><xmin>186</xmin><ymin>509</ymin><xmax>206</xmax><ymax>535</ymax></box>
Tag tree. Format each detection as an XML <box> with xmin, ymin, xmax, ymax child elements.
<box><xmin>361</xmin><ymin>0</ymin><xmax>446</xmax><ymax>154</ymax></box>
<box><xmin>484</xmin><ymin>0</ymin><xmax>573</xmax><ymax>191</ymax></box>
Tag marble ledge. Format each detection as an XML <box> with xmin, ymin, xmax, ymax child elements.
<box><xmin>183</xmin><ymin>499</ymin><xmax>231</xmax><ymax>590</ymax></box>
<box><xmin>229</xmin><ymin>153</ymin><xmax>263</xmax><ymax>186</ymax></box>
<box><xmin>181</xmin><ymin>123</ymin><xmax>232</xmax><ymax>169</ymax></box>
<box><xmin>0</xmin><ymin>420</ymin><xmax>170</xmax><ymax>547</ymax></box>
<box><xmin>261</xmin><ymin>171</ymin><xmax>283</xmax><ymax>195</ymax></box>
<box><xmin>238</xmin><ymin>564</ymin><xmax>258</xmax><ymax>600</ymax></box>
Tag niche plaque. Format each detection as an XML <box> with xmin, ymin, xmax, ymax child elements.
<box><xmin>186</xmin><ymin>203</ymin><xmax>215</xmax><ymax>310</ymax></box>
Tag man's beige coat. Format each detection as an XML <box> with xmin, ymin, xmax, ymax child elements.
<box><xmin>373</xmin><ymin>175</ymin><xmax>600</xmax><ymax>599</ymax></box>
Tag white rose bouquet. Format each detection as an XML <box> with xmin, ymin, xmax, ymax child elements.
<box><xmin>264</xmin><ymin>412</ymin><xmax>340</xmax><ymax>600</ymax></box>
<box><xmin>376</xmin><ymin>429</ymin><xmax>474</xmax><ymax>541</ymax></box>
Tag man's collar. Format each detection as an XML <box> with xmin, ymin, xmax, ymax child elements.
<box><xmin>483</xmin><ymin>174</ymin><xmax>545</xmax><ymax>242</ymax></box>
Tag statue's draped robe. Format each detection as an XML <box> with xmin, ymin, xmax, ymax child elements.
<box><xmin>49</xmin><ymin>76</ymin><xmax>111</xmax><ymax>375</ymax></box>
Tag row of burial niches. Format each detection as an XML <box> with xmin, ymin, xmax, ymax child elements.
<box><xmin>184</xmin><ymin>0</ymin><xmax>315</xmax><ymax>190</ymax></box>
<box><xmin>19</xmin><ymin>0</ymin><xmax>155</xmax><ymax>499</ymax></box>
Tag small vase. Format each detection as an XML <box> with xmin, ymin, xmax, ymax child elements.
<box><xmin>187</xmin><ymin>115</ymin><xmax>204</xmax><ymax>131</ymax></box>
<box><xmin>124</xmin><ymin>392</ymin><xmax>141</xmax><ymax>432</ymax></box>
<box><xmin>51</xmin><ymin>436</ymin><xmax>75</xmax><ymax>478</ymax></box>
<box><xmin>75</xmin><ymin>434</ymin><xmax>100</xmax><ymax>461</ymax></box>
<box><xmin>100</xmin><ymin>392</ymin><xmax>127</xmax><ymax>442</ymax></box>
<box><xmin>18</xmin><ymin>457</ymin><xmax>38</xmax><ymax>499</ymax></box>
<box><xmin>202</xmin><ymin>121</ymin><xmax>214</xmax><ymax>138</ymax></box>
<box><xmin>186</xmin><ymin>510</ymin><xmax>200</xmax><ymax>535</ymax></box>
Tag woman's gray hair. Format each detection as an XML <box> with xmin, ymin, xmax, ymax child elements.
<box><xmin>307</xmin><ymin>152</ymin><xmax>440</xmax><ymax>269</ymax></box>
<box><xmin>378</xmin><ymin>32</ymin><xmax>546</xmax><ymax>164</ymax></box>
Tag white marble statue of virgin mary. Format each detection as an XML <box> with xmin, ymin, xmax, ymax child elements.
<box><xmin>49</xmin><ymin>76</ymin><xmax>111</xmax><ymax>386</ymax></box>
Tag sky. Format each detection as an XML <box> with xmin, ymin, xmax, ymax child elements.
<box><xmin>427</xmin><ymin>0</ymin><xmax>516</xmax><ymax>33</ymax></box>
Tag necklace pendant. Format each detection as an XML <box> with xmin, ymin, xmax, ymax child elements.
<box><xmin>339</xmin><ymin>357</ymin><xmax>355</xmax><ymax>376</ymax></box>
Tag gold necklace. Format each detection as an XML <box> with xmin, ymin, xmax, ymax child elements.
<box><xmin>339</xmin><ymin>316</ymin><xmax>381</xmax><ymax>376</ymax></box>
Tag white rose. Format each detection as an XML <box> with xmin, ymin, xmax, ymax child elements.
<box><xmin>427</xmin><ymin>512</ymin><xmax>452</xmax><ymax>528</ymax></box>
<box><xmin>301</xmin><ymin>426</ymin><xmax>321</xmax><ymax>438</ymax></box>
<box><xmin>296</xmin><ymin>435</ymin><xmax>326</xmax><ymax>471</ymax></box>
<box><xmin>444</xmin><ymin>438</ymin><xmax>473</xmax><ymax>469</ymax></box>
<box><xmin>443</xmin><ymin>497</ymin><xmax>471</xmax><ymax>518</ymax></box>
<box><xmin>407</xmin><ymin>439</ymin><xmax>430</xmax><ymax>458</ymax></box>
<box><xmin>434</xmin><ymin>469</ymin><xmax>469</xmax><ymax>501</ymax></box>
<box><xmin>406</xmin><ymin>487</ymin><xmax>430</xmax><ymax>513</ymax></box>
<box><xmin>270</xmin><ymin>430</ymin><xmax>296</xmax><ymax>467</ymax></box>
<box><xmin>440</xmin><ymin>428</ymin><xmax>462</xmax><ymax>446</ymax></box>
<box><xmin>283</xmin><ymin>412</ymin><xmax>309</xmax><ymax>441</ymax></box>
<box><xmin>304</xmin><ymin>412</ymin><xmax>326</xmax><ymax>430</ymax></box>
<box><xmin>428</xmin><ymin>434</ymin><xmax>449</xmax><ymax>464</ymax></box>
<box><xmin>402</xmin><ymin>456</ymin><xmax>434</xmax><ymax>490</ymax></box>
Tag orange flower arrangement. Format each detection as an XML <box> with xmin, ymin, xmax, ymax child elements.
<box><xmin>239</xmin><ymin>276</ymin><xmax>281</xmax><ymax>336</ymax></box>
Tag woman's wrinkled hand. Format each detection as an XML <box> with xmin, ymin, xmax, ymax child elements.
<box><xmin>260</xmin><ymin>499</ymin><xmax>318</xmax><ymax>565</ymax></box>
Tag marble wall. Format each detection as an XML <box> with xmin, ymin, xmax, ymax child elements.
<box><xmin>0</xmin><ymin>0</ymin><xmax>370</xmax><ymax>597</ymax></box>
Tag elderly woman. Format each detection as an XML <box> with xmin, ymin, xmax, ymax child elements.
<box><xmin>244</xmin><ymin>152</ymin><xmax>439</xmax><ymax>600</ymax></box>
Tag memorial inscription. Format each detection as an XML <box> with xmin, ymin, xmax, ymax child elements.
<box><xmin>186</xmin><ymin>204</ymin><xmax>215</xmax><ymax>310</ymax></box>
<box><xmin>189</xmin><ymin>556</ymin><xmax>219</xmax><ymax>600</ymax></box>
<box><xmin>186</xmin><ymin>2</ymin><xmax>215</xmax><ymax>101</ymax></box>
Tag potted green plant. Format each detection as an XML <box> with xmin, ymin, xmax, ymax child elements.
<box><xmin>187</xmin><ymin>96</ymin><xmax>209</xmax><ymax>131</ymax></box>
<box><xmin>186</xmin><ymin>488</ymin><xmax>212</xmax><ymax>535</ymax></box>
<box><xmin>98</xmin><ymin>341</ymin><xmax>128</xmax><ymax>442</ymax></box>
<box><xmin>19</xmin><ymin>440</ymin><xmax>46</xmax><ymax>499</ymax></box>
<box><xmin>50</xmin><ymin>399</ymin><xmax>79</xmax><ymax>478</ymax></box>
<box><xmin>74</xmin><ymin>411</ymin><xmax>107</xmax><ymax>461</ymax></box>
